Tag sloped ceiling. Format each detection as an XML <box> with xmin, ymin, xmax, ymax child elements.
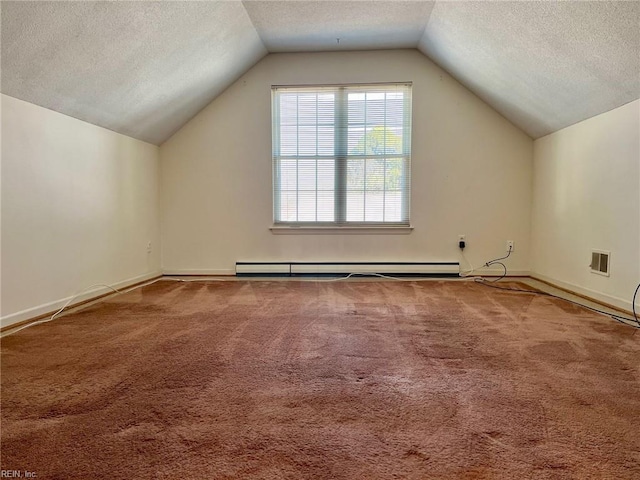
<box><xmin>1</xmin><ymin>1</ymin><xmax>267</xmax><ymax>145</ymax></box>
<box><xmin>419</xmin><ymin>1</ymin><xmax>640</xmax><ymax>139</ymax></box>
<box><xmin>1</xmin><ymin>1</ymin><xmax>638</xmax><ymax>145</ymax></box>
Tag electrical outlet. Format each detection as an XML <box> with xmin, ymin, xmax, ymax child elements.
<box><xmin>458</xmin><ymin>235</ymin><xmax>465</xmax><ymax>242</ymax></box>
<box><xmin>507</xmin><ymin>240</ymin><xmax>514</xmax><ymax>252</ymax></box>
<box><xmin>147</xmin><ymin>241</ymin><xmax>152</xmax><ymax>253</ymax></box>
<box><xmin>458</xmin><ymin>235</ymin><xmax>466</xmax><ymax>250</ymax></box>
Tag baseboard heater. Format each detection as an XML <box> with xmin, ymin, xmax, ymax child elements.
<box><xmin>236</xmin><ymin>261</ymin><xmax>460</xmax><ymax>277</ymax></box>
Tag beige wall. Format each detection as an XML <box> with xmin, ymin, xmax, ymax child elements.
<box><xmin>531</xmin><ymin>100</ymin><xmax>640</xmax><ymax>311</ymax></box>
<box><xmin>3</xmin><ymin>49</ymin><xmax>635</xmax><ymax>325</ymax></box>
<box><xmin>160</xmin><ymin>50</ymin><xmax>533</xmax><ymax>275</ymax></box>
<box><xmin>1</xmin><ymin>94</ymin><xmax>161</xmax><ymax>327</ymax></box>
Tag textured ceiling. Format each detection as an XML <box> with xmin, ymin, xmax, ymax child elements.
<box><xmin>419</xmin><ymin>1</ymin><xmax>640</xmax><ymax>139</ymax></box>
<box><xmin>1</xmin><ymin>1</ymin><xmax>267</xmax><ymax>145</ymax></box>
<box><xmin>243</xmin><ymin>1</ymin><xmax>435</xmax><ymax>52</ymax></box>
<box><xmin>1</xmin><ymin>1</ymin><xmax>638</xmax><ymax>144</ymax></box>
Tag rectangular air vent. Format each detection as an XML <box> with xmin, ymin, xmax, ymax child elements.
<box><xmin>590</xmin><ymin>250</ymin><xmax>610</xmax><ymax>276</ymax></box>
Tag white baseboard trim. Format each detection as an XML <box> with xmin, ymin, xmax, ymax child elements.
<box><xmin>530</xmin><ymin>273</ymin><xmax>635</xmax><ymax>313</ymax></box>
<box><xmin>1</xmin><ymin>271</ymin><xmax>163</xmax><ymax>329</ymax></box>
<box><xmin>162</xmin><ymin>269</ymin><xmax>236</xmax><ymax>276</ymax></box>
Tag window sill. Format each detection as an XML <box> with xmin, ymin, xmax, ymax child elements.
<box><xmin>270</xmin><ymin>225</ymin><xmax>414</xmax><ymax>235</ymax></box>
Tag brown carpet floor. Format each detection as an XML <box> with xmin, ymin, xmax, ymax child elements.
<box><xmin>1</xmin><ymin>280</ymin><xmax>639</xmax><ymax>479</ymax></box>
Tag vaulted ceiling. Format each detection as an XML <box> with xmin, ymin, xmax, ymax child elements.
<box><xmin>2</xmin><ymin>1</ymin><xmax>638</xmax><ymax>145</ymax></box>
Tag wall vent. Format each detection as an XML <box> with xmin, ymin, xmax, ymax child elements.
<box><xmin>590</xmin><ymin>250</ymin><xmax>610</xmax><ymax>276</ymax></box>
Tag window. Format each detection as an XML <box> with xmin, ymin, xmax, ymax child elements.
<box><xmin>272</xmin><ymin>83</ymin><xmax>412</xmax><ymax>227</ymax></box>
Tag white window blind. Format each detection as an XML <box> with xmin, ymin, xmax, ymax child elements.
<box><xmin>272</xmin><ymin>83</ymin><xmax>412</xmax><ymax>226</ymax></box>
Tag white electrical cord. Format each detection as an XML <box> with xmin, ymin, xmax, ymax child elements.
<box><xmin>471</xmin><ymin>245</ymin><xmax>513</xmax><ymax>283</ymax></box>
<box><xmin>313</xmin><ymin>272</ymin><xmax>406</xmax><ymax>282</ymax></box>
<box><xmin>50</xmin><ymin>284</ymin><xmax>122</xmax><ymax>321</ymax></box>
<box><xmin>301</xmin><ymin>272</ymin><xmax>473</xmax><ymax>282</ymax></box>
<box><xmin>459</xmin><ymin>250</ymin><xmax>478</xmax><ymax>277</ymax></box>
<box><xmin>0</xmin><ymin>272</ymin><xmax>475</xmax><ymax>337</ymax></box>
<box><xmin>3</xmin><ymin>278</ymin><xmax>164</xmax><ymax>337</ymax></box>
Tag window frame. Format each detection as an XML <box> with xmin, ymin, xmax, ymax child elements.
<box><xmin>272</xmin><ymin>83</ymin><xmax>412</xmax><ymax>229</ymax></box>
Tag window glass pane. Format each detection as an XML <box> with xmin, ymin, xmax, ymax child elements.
<box><xmin>298</xmin><ymin>126</ymin><xmax>316</xmax><ymax>155</ymax></box>
<box><xmin>366</xmin><ymin>92</ymin><xmax>385</xmax><ymax>101</ymax></box>
<box><xmin>279</xmin><ymin>94</ymin><xmax>298</xmax><ymax>125</ymax></box>
<box><xmin>384</xmin><ymin>191</ymin><xmax>402</xmax><ymax>222</ymax></box>
<box><xmin>297</xmin><ymin>191</ymin><xmax>316</xmax><ymax>221</ymax></box>
<box><xmin>348</xmin><ymin>126</ymin><xmax>365</xmax><ymax>155</ymax></box>
<box><xmin>297</xmin><ymin>159</ymin><xmax>316</xmax><ymax>191</ymax></box>
<box><xmin>366</xmin><ymin>158</ymin><xmax>384</xmax><ymax>191</ymax></box>
<box><xmin>385</xmin><ymin>158</ymin><xmax>404</xmax><ymax>190</ymax></box>
<box><xmin>388</xmin><ymin>128</ymin><xmax>403</xmax><ymax>155</ymax></box>
<box><xmin>317</xmin><ymin>126</ymin><xmax>334</xmax><ymax>155</ymax></box>
<box><xmin>280</xmin><ymin>125</ymin><xmax>297</xmax><ymax>156</ymax></box>
<box><xmin>279</xmin><ymin>191</ymin><xmax>297</xmax><ymax>222</ymax></box>
<box><xmin>317</xmin><ymin>159</ymin><xmax>335</xmax><ymax>190</ymax></box>
<box><xmin>367</xmin><ymin>127</ymin><xmax>387</xmax><ymax>155</ymax></box>
<box><xmin>386</xmin><ymin>93</ymin><xmax>404</xmax><ymax>125</ymax></box>
<box><xmin>346</xmin><ymin>191</ymin><xmax>364</xmax><ymax>222</ymax></box>
<box><xmin>298</xmin><ymin>94</ymin><xmax>317</xmax><ymax>124</ymax></box>
<box><xmin>318</xmin><ymin>94</ymin><xmax>334</xmax><ymax>123</ymax></box>
<box><xmin>385</xmin><ymin>127</ymin><xmax>404</xmax><ymax>155</ymax></box>
<box><xmin>364</xmin><ymin>191</ymin><xmax>384</xmax><ymax>222</ymax></box>
<box><xmin>280</xmin><ymin>159</ymin><xmax>297</xmax><ymax>190</ymax></box>
<box><xmin>348</xmin><ymin>93</ymin><xmax>365</xmax><ymax>124</ymax></box>
<box><xmin>317</xmin><ymin>191</ymin><xmax>335</xmax><ymax>221</ymax></box>
<box><xmin>365</xmin><ymin>92</ymin><xmax>385</xmax><ymax>125</ymax></box>
<box><xmin>347</xmin><ymin>159</ymin><xmax>364</xmax><ymax>188</ymax></box>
